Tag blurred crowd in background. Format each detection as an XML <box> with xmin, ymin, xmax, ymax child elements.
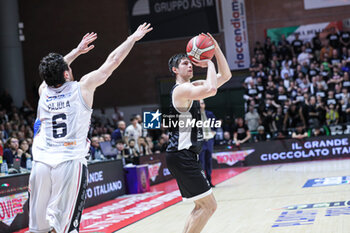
<box><xmin>238</xmin><ymin>30</ymin><xmax>350</xmax><ymax>144</ymax></box>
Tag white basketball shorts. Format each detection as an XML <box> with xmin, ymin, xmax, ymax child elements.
<box><xmin>28</xmin><ymin>158</ymin><xmax>88</xmax><ymax>233</ymax></box>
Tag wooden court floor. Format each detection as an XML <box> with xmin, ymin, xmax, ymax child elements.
<box><xmin>117</xmin><ymin>159</ymin><xmax>350</xmax><ymax>233</ymax></box>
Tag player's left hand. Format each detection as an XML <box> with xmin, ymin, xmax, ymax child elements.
<box><xmin>77</xmin><ymin>32</ymin><xmax>97</xmax><ymax>54</ymax></box>
<box><xmin>131</xmin><ymin>23</ymin><xmax>153</xmax><ymax>41</ymax></box>
<box><xmin>202</xmin><ymin>32</ymin><xmax>219</xmax><ymax>50</ymax></box>
<box><xmin>192</xmin><ymin>58</ymin><xmax>213</xmax><ymax>68</ymax></box>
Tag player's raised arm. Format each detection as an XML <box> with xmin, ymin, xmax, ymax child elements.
<box><xmin>64</xmin><ymin>32</ymin><xmax>97</xmax><ymax>65</ymax></box>
<box><xmin>37</xmin><ymin>33</ymin><xmax>97</xmax><ymax>96</ymax></box>
<box><xmin>174</xmin><ymin>59</ymin><xmax>217</xmax><ymax>101</ymax></box>
<box><xmin>79</xmin><ymin>23</ymin><xmax>153</xmax><ymax>91</ymax></box>
<box><xmin>205</xmin><ymin>33</ymin><xmax>232</xmax><ymax>88</ymax></box>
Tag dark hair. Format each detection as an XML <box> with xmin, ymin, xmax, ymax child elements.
<box><xmin>130</xmin><ymin>115</ymin><xmax>138</xmax><ymax>122</ymax></box>
<box><xmin>168</xmin><ymin>53</ymin><xmax>189</xmax><ymax>76</ymax></box>
<box><xmin>129</xmin><ymin>139</ymin><xmax>135</xmax><ymax>144</ymax></box>
<box><xmin>5</xmin><ymin>136</ymin><xmax>18</xmax><ymax>148</ymax></box>
<box><xmin>39</xmin><ymin>53</ymin><xmax>68</xmax><ymax>87</ymax></box>
<box><xmin>116</xmin><ymin>139</ymin><xmax>125</xmax><ymax>145</ymax></box>
<box><xmin>19</xmin><ymin>139</ymin><xmax>28</xmax><ymax>145</ymax></box>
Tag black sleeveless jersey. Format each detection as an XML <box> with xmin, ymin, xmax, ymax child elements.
<box><xmin>166</xmin><ymin>84</ymin><xmax>203</xmax><ymax>154</ymax></box>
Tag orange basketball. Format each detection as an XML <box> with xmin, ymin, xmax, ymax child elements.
<box><xmin>186</xmin><ymin>34</ymin><xmax>215</xmax><ymax>62</ymax></box>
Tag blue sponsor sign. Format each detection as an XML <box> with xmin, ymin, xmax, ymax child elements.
<box><xmin>273</xmin><ymin>201</ymin><xmax>350</xmax><ymax>228</ymax></box>
<box><xmin>272</xmin><ymin>210</ymin><xmax>317</xmax><ymax>227</ymax></box>
<box><xmin>303</xmin><ymin>176</ymin><xmax>350</xmax><ymax>188</ymax></box>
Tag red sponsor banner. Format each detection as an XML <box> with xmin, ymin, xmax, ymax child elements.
<box><xmin>139</xmin><ymin>153</ymin><xmax>173</xmax><ymax>185</ymax></box>
<box><xmin>0</xmin><ymin>192</ymin><xmax>28</xmax><ymax>226</ymax></box>
<box><xmin>213</xmin><ymin>150</ymin><xmax>254</xmax><ymax>166</ymax></box>
<box><xmin>0</xmin><ymin>173</ymin><xmax>30</xmax><ymax>232</ymax></box>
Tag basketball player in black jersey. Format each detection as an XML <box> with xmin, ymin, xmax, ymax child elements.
<box><xmin>166</xmin><ymin>33</ymin><xmax>232</xmax><ymax>233</ymax></box>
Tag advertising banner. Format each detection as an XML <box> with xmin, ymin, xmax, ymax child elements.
<box><xmin>139</xmin><ymin>153</ymin><xmax>172</xmax><ymax>185</ymax></box>
<box><xmin>329</xmin><ymin>123</ymin><xmax>350</xmax><ymax>135</ymax></box>
<box><xmin>0</xmin><ymin>160</ymin><xmax>126</xmax><ymax>231</ymax></box>
<box><xmin>0</xmin><ymin>174</ymin><xmax>30</xmax><ymax>233</ymax></box>
<box><xmin>303</xmin><ymin>176</ymin><xmax>350</xmax><ymax>188</ymax></box>
<box><xmin>267</xmin><ymin>21</ymin><xmax>343</xmax><ymax>44</ymax></box>
<box><xmin>221</xmin><ymin>0</ymin><xmax>250</xmax><ymax>70</ymax></box>
<box><xmin>85</xmin><ymin>160</ymin><xmax>126</xmax><ymax>208</ymax></box>
<box><xmin>304</xmin><ymin>0</ymin><xmax>350</xmax><ymax>10</ymax></box>
<box><xmin>128</xmin><ymin>0</ymin><xmax>219</xmax><ymax>41</ymax></box>
<box><xmin>124</xmin><ymin>165</ymin><xmax>150</xmax><ymax>194</ymax></box>
<box><xmin>244</xmin><ymin>135</ymin><xmax>350</xmax><ymax>166</ymax></box>
<box><xmin>212</xmin><ymin>149</ymin><xmax>253</xmax><ymax>168</ymax></box>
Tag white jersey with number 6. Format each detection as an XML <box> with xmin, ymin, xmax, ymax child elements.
<box><xmin>32</xmin><ymin>81</ymin><xmax>92</xmax><ymax>167</ymax></box>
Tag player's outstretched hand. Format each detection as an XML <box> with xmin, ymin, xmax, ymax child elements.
<box><xmin>77</xmin><ymin>32</ymin><xmax>97</xmax><ymax>54</ymax></box>
<box><xmin>131</xmin><ymin>23</ymin><xmax>153</xmax><ymax>41</ymax></box>
<box><xmin>202</xmin><ymin>32</ymin><xmax>220</xmax><ymax>58</ymax></box>
<box><xmin>192</xmin><ymin>58</ymin><xmax>213</xmax><ymax>68</ymax></box>
<box><xmin>201</xmin><ymin>32</ymin><xmax>218</xmax><ymax>49</ymax></box>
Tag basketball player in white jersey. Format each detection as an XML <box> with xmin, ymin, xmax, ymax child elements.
<box><xmin>29</xmin><ymin>23</ymin><xmax>152</xmax><ymax>233</ymax></box>
<box><xmin>166</xmin><ymin>33</ymin><xmax>231</xmax><ymax>233</ymax></box>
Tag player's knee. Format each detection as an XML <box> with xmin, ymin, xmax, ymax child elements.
<box><xmin>210</xmin><ymin>199</ymin><xmax>217</xmax><ymax>214</ymax></box>
<box><xmin>206</xmin><ymin>204</ymin><xmax>216</xmax><ymax>216</ymax></box>
<box><xmin>203</xmin><ymin>198</ymin><xmax>217</xmax><ymax>215</ymax></box>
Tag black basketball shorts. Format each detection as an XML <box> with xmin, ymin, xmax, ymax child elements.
<box><xmin>166</xmin><ymin>149</ymin><xmax>212</xmax><ymax>201</ymax></box>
